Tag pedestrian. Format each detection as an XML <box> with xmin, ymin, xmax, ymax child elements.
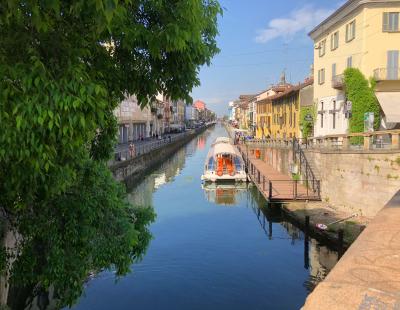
<box><xmin>129</xmin><ymin>143</ymin><xmax>135</xmax><ymax>158</ymax></box>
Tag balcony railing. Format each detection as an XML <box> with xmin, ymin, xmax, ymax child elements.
<box><xmin>373</xmin><ymin>68</ymin><xmax>400</xmax><ymax>81</ymax></box>
<box><xmin>331</xmin><ymin>74</ymin><xmax>345</xmax><ymax>89</ymax></box>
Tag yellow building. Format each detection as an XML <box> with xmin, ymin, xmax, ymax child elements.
<box><xmin>255</xmin><ymin>86</ymin><xmax>287</xmax><ymax>139</ymax></box>
<box><xmin>309</xmin><ymin>0</ymin><xmax>400</xmax><ymax>136</ymax></box>
<box><xmin>270</xmin><ymin>82</ymin><xmax>311</xmax><ymax>140</ymax></box>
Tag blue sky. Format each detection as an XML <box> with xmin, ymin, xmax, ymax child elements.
<box><xmin>191</xmin><ymin>0</ymin><xmax>345</xmax><ymax>116</ymax></box>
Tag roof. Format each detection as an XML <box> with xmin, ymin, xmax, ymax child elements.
<box><xmin>308</xmin><ymin>0</ymin><xmax>400</xmax><ymax>40</ymax></box>
<box><xmin>206</xmin><ymin>138</ymin><xmax>241</xmax><ymax>159</ymax></box>
<box><xmin>193</xmin><ymin>100</ymin><xmax>206</xmax><ymax>110</ymax></box>
<box><xmin>214</xmin><ymin>137</ymin><xmax>231</xmax><ymax>144</ymax></box>
<box><xmin>270</xmin><ymin>78</ymin><xmax>313</xmax><ymax>101</ymax></box>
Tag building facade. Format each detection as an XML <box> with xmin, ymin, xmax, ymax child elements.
<box><xmin>114</xmin><ymin>95</ymin><xmax>152</xmax><ymax>143</ymax></box>
<box><xmin>309</xmin><ymin>0</ymin><xmax>400</xmax><ymax>136</ymax></box>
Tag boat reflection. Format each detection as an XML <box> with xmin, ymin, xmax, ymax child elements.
<box><xmin>202</xmin><ymin>182</ymin><xmax>249</xmax><ymax>206</ymax></box>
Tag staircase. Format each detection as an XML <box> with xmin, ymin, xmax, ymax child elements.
<box><xmin>293</xmin><ymin>138</ymin><xmax>321</xmax><ymax>200</ymax></box>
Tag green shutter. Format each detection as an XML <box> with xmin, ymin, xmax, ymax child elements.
<box><xmin>383</xmin><ymin>12</ymin><xmax>389</xmax><ymax>31</ymax></box>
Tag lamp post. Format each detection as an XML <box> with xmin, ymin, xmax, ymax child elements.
<box><xmin>246</xmin><ymin>138</ymin><xmax>249</xmax><ymax>170</ymax></box>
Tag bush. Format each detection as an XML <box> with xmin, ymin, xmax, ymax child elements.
<box><xmin>344</xmin><ymin>68</ymin><xmax>380</xmax><ymax>138</ymax></box>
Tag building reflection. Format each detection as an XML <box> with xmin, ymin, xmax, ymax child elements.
<box><xmin>246</xmin><ymin>187</ymin><xmax>338</xmax><ymax>293</ymax></box>
<box><xmin>127</xmin><ymin>130</ymin><xmax>211</xmax><ymax>206</ymax></box>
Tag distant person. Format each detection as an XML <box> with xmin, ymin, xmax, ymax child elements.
<box><xmin>129</xmin><ymin>143</ymin><xmax>135</xmax><ymax>158</ymax></box>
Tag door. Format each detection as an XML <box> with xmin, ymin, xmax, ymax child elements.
<box><xmin>387</xmin><ymin>50</ymin><xmax>399</xmax><ymax>80</ymax></box>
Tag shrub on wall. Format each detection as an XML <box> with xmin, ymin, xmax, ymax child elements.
<box><xmin>344</xmin><ymin>68</ymin><xmax>380</xmax><ymax>134</ymax></box>
<box><xmin>300</xmin><ymin>104</ymin><xmax>317</xmax><ymax>138</ymax></box>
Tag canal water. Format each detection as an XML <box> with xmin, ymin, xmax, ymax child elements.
<box><xmin>72</xmin><ymin>123</ymin><xmax>338</xmax><ymax>310</ymax></box>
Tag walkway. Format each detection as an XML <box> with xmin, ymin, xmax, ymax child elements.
<box><xmin>237</xmin><ymin>145</ymin><xmax>320</xmax><ymax>201</ymax></box>
<box><xmin>303</xmin><ymin>190</ymin><xmax>400</xmax><ymax>309</ymax></box>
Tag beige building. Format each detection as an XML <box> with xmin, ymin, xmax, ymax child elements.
<box><xmin>114</xmin><ymin>95</ymin><xmax>152</xmax><ymax>143</ymax></box>
<box><xmin>309</xmin><ymin>0</ymin><xmax>400</xmax><ymax>136</ymax></box>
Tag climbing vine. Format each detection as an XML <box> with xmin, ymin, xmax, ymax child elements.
<box><xmin>344</xmin><ymin>68</ymin><xmax>381</xmax><ymax>135</ymax></box>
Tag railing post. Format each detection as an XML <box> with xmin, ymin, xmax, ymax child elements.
<box><xmin>317</xmin><ymin>180</ymin><xmax>321</xmax><ymax>199</ymax></box>
<box><xmin>392</xmin><ymin>133</ymin><xmax>400</xmax><ymax>150</ymax></box>
<box><xmin>363</xmin><ymin>135</ymin><xmax>371</xmax><ymax>150</ymax></box>
<box><xmin>342</xmin><ymin>136</ymin><xmax>349</xmax><ymax>150</ymax></box>
<box><xmin>263</xmin><ymin>176</ymin><xmax>265</xmax><ymax>191</ymax></box>
<box><xmin>294</xmin><ymin>180</ymin><xmax>298</xmax><ymax>199</ymax></box>
<box><xmin>269</xmin><ymin>181</ymin><xmax>272</xmax><ymax>200</ymax></box>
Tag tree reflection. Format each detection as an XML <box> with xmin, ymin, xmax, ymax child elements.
<box><xmin>0</xmin><ymin>161</ymin><xmax>155</xmax><ymax>309</ymax></box>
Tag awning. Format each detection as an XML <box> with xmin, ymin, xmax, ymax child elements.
<box><xmin>375</xmin><ymin>92</ymin><xmax>400</xmax><ymax>123</ymax></box>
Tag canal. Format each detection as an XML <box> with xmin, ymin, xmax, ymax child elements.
<box><xmin>73</xmin><ymin>123</ymin><xmax>338</xmax><ymax>310</ymax></box>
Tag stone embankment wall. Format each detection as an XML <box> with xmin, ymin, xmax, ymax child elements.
<box><xmin>250</xmin><ymin>144</ymin><xmax>400</xmax><ymax>217</ymax></box>
<box><xmin>110</xmin><ymin>126</ymin><xmax>210</xmax><ymax>187</ymax></box>
<box><xmin>305</xmin><ymin>150</ymin><xmax>400</xmax><ymax>217</ymax></box>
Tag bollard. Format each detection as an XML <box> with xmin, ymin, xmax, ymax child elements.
<box><xmin>305</xmin><ymin>215</ymin><xmax>310</xmax><ymax>234</ymax></box>
<box><xmin>338</xmin><ymin>229</ymin><xmax>344</xmax><ymax>259</ymax></box>
<box><xmin>269</xmin><ymin>181</ymin><xmax>272</xmax><ymax>200</ymax></box>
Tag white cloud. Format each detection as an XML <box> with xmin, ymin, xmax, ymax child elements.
<box><xmin>255</xmin><ymin>5</ymin><xmax>335</xmax><ymax>44</ymax></box>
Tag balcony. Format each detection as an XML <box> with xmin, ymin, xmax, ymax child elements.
<box><xmin>331</xmin><ymin>74</ymin><xmax>345</xmax><ymax>89</ymax></box>
<box><xmin>373</xmin><ymin>68</ymin><xmax>400</xmax><ymax>81</ymax></box>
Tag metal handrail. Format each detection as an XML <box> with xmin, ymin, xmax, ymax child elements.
<box><xmin>293</xmin><ymin>138</ymin><xmax>320</xmax><ymax>198</ymax></box>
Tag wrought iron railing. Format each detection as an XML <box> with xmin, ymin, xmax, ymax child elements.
<box><xmin>292</xmin><ymin>138</ymin><xmax>321</xmax><ymax>197</ymax></box>
<box><xmin>239</xmin><ymin>146</ymin><xmax>320</xmax><ymax>201</ymax></box>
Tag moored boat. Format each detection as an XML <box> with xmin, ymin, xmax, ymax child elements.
<box><xmin>201</xmin><ymin>137</ymin><xmax>247</xmax><ymax>182</ymax></box>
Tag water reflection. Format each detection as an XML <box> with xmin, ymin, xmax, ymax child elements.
<box><xmin>71</xmin><ymin>124</ymin><xmax>340</xmax><ymax>310</ymax></box>
<box><xmin>202</xmin><ymin>183</ymin><xmax>248</xmax><ymax>206</ymax></box>
<box><xmin>204</xmin><ymin>182</ymin><xmax>338</xmax><ymax>294</ymax></box>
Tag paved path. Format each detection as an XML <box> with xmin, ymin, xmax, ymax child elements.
<box><xmin>303</xmin><ymin>190</ymin><xmax>400</xmax><ymax>309</ymax></box>
<box><xmin>237</xmin><ymin>145</ymin><xmax>320</xmax><ymax>201</ymax></box>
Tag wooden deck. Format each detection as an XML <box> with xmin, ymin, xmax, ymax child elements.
<box><xmin>237</xmin><ymin>145</ymin><xmax>320</xmax><ymax>201</ymax></box>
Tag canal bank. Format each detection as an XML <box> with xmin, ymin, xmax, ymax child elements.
<box><xmin>73</xmin><ymin>123</ymin><xmax>340</xmax><ymax>310</ymax></box>
<box><xmin>110</xmin><ymin>124</ymin><xmax>214</xmax><ymax>186</ymax></box>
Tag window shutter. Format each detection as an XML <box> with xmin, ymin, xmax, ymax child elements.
<box><xmin>383</xmin><ymin>12</ymin><xmax>389</xmax><ymax>31</ymax></box>
<box><xmin>394</xmin><ymin>13</ymin><xmax>399</xmax><ymax>31</ymax></box>
<box><xmin>345</xmin><ymin>24</ymin><xmax>349</xmax><ymax>41</ymax></box>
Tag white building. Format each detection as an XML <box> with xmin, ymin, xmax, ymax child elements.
<box><xmin>114</xmin><ymin>95</ymin><xmax>152</xmax><ymax>143</ymax></box>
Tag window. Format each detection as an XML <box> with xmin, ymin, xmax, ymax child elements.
<box><xmin>346</xmin><ymin>20</ymin><xmax>356</xmax><ymax>42</ymax></box>
<box><xmin>320</xmin><ymin>102</ymin><xmax>324</xmax><ymax>128</ymax></box>
<box><xmin>332</xmin><ymin>63</ymin><xmax>337</xmax><ymax>79</ymax></box>
<box><xmin>332</xmin><ymin>101</ymin><xmax>336</xmax><ymax>129</ymax></box>
<box><xmin>387</xmin><ymin>50</ymin><xmax>399</xmax><ymax>80</ymax></box>
<box><xmin>331</xmin><ymin>31</ymin><xmax>339</xmax><ymax>50</ymax></box>
<box><xmin>319</xmin><ymin>39</ymin><xmax>326</xmax><ymax>57</ymax></box>
<box><xmin>383</xmin><ymin>12</ymin><xmax>399</xmax><ymax>32</ymax></box>
<box><xmin>318</xmin><ymin>68</ymin><xmax>325</xmax><ymax>85</ymax></box>
<box><xmin>347</xmin><ymin>56</ymin><xmax>352</xmax><ymax>68</ymax></box>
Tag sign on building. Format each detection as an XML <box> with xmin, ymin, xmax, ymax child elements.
<box><xmin>304</xmin><ymin>114</ymin><xmax>313</xmax><ymax>121</ymax></box>
<box><xmin>364</xmin><ymin>112</ymin><xmax>374</xmax><ymax>132</ymax></box>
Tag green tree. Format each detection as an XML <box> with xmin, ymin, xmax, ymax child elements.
<box><xmin>0</xmin><ymin>0</ymin><xmax>221</xmax><ymax>307</ymax></box>
<box><xmin>344</xmin><ymin>68</ymin><xmax>381</xmax><ymax>134</ymax></box>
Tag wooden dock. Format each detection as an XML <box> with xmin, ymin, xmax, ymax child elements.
<box><xmin>237</xmin><ymin>145</ymin><xmax>320</xmax><ymax>202</ymax></box>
